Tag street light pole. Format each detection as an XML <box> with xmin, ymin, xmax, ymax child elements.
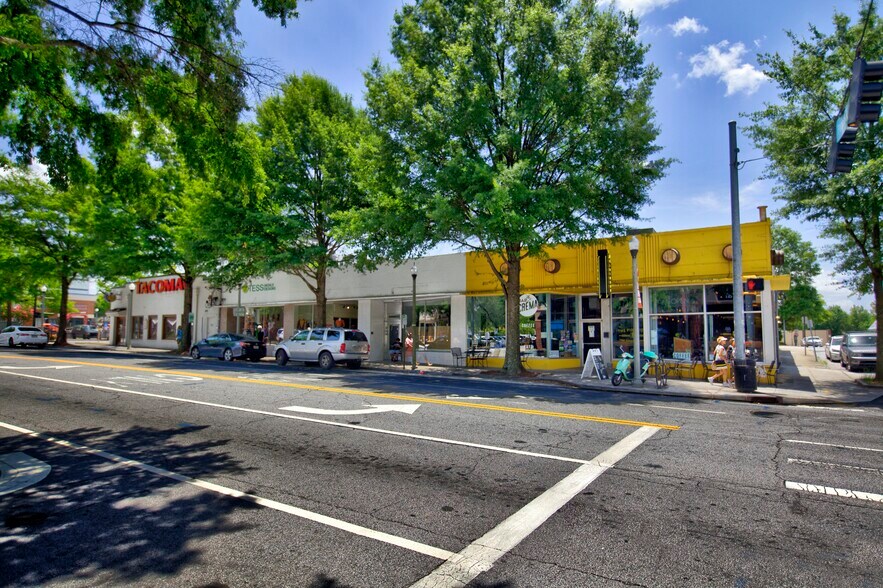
<box><xmin>126</xmin><ymin>282</ymin><xmax>135</xmax><ymax>350</ymax></box>
<box><xmin>411</xmin><ymin>263</ymin><xmax>418</xmax><ymax>371</ymax></box>
<box><xmin>40</xmin><ymin>285</ymin><xmax>47</xmax><ymax>329</ymax></box>
<box><xmin>629</xmin><ymin>236</ymin><xmax>641</xmax><ymax>384</ymax></box>
<box><xmin>236</xmin><ymin>284</ymin><xmax>242</xmax><ymax>334</ymax></box>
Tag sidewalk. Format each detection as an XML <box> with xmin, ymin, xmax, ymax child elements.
<box><xmin>64</xmin><ymin>340</ymin><xmax>882</xmax><ymax>406</ymax></box>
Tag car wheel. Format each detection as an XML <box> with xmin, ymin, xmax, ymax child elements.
<box><xmin>846</xmin><ymin>357</ymin><xmax>855</xmax><ymax>372</ymax></box>
<box><xmin>346</xmin><ymin>360</ymin><xmax>362</xmax><ymax>369</ymax></box>
<box><xmin>318</xmin><ymin>351</ymin><xmax>334</xmax><ymax>370</ymax></box>
<box><xmin>190</xmin><ymin>347</ymin><xmax>201</xmax><ymax>360</ymax></box>
<box><xmin>223</xmin><ymin>347</ymin><xmax>234</xmax><ymax>362</ymax></box>
<box><xmin>7</xmin><ymin>337</ymin><xmax>14</xmax><ymax>348</ymax></box>
<box><xmin>275</xmin><ymin>349</ymin><xmax>289</xmax><ymax>366</ymax></box>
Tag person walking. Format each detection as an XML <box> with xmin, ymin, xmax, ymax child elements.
<box><xmin>708</xmin><ymin>336</ymin><xmax>728</xmax><ymax>384</ymax></box>
<box><xmin>404</xmin><ymin>332</ymin><xmax>414</xmax><ymax>363</ymax></box>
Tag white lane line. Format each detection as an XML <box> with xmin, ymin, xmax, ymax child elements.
<box><xmin>0</xmin><ymin>452</ymin><xmax>52</xmax><ymax>496</ymax></box>
<box><xmin>783</xmin><ymin>440</ymin><xmax>883</xmax><ymax>453</ymax></box>
<box><xmin>785</xmin><ymin>481</ymin><xmax>883</xmax><ymax>504</ymax></box>
<box><xmin>626</xmin><ymin>403</ymin><xmax>727</xmax><ymax>415</ymax></box>
<box><xmin>790</xmin><ymin>405</ymin><xmax>865</xmax><ymax>412</ymax></box>
<box><xmin>279</xmin><ymin>403</ymin><xmax>421</xmax><ymax>416</ymax></box>
<box><xmin>0</xmin><ymin>370</ymin><xmax>591</xmax><ymax>465</ymax></box>
<box><xmin>787</xmin><ymin>458</ymin><xmax>883</xmax><ymax>475</ymax></box>
<box><xmin>0</xmin><ymin>419</ymin><xmax>454</xmax><ymax>560</ymax></box>
<box><xmin>411</xmin><ymin>426</ymin><xmax>658</xmax><ymax>588</ymax></box>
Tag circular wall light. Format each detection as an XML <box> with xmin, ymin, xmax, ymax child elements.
<box><xmin>661</xmin><ymin>248</ymin><xmax>680</xmax><ymax>265</ymax></box>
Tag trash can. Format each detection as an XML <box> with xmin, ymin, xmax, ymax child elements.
<box><xmin>733</xmin><ymin>358</ymin><xmax>757</xmax><ymax>392</ymax></box>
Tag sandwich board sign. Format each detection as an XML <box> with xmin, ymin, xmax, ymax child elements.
<box><xmin>581</xmin><ymin>348</ymin><xmax>608</xmax><ymax>380</ymax></box>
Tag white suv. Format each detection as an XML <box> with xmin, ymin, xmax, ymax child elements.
<box><xmin>275</xmin><ymin>328</ymin><xmax>370</xmax><ymax>369</ymax></box>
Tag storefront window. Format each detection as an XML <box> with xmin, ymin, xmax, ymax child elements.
<box><xmin>650</xmin><ymin>286</ymin><xmax>703</xmax><ymax>314</ymax></box>
<box><xmin>612</xmin><ymin>294</ymin><xmax>642</xmax><ymax>357</ymax></box>
<box><xmin>581</xmin><ymin>296</ymin><xmax>601</xmax><ymax>319</ymax></box>
<box><xmin>707</xmin><ymin>313</ymin><xmax>764</xmax><ymax>359</ymax></box>
<box><xmin>404</xmin><ymin>298</ymin><xmax>451</xmax><ymax>350</ymax></box>
<box><xmin>467</xmin><ymin>296</ymin><xmax>506</xmax><ymax>348</ymax></box>
<box><xmin>132</xmin><ymin>316</ymin><xmax>143</xmax><ymax>340</ymax></box>
<box><xmin>162</xmin><ymin>315</ymin><xmax>177</xmax><ymax>340</ymax></box>
<box><xmin>549</xmin><ymin>295</ymin><xmax>577</xmax><ymax>358</ymax></box>
<box><xmin>651</xmin><ymin>314</ymin><xmax>705</xmax><ymax>361</ymax></box>
<box><xmin>148</xmin><ymin>315</ymin><xmax>158</xmax><ymax>339</ymax></box>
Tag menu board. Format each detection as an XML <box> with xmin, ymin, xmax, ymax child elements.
<box><xmin>580</xmin><ymin>348</ymin><xmax>608</xmax><ymax>380</ymax></box>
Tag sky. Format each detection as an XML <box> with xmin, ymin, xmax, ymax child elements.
<box><xmin>234</xmin><ymin>0</ymin><xmax>874</xmax><ymax>311</ymax></box>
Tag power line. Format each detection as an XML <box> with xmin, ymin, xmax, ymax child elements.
<box><xmin>856</xmin><ymin>0</ymin><xmax>876</xmax><ymax>58</ymax></box>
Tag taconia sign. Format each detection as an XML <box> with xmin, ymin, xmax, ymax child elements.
<box><xmin>136</xmin><ymin>277</ymin><xmax>185</xmax><ymax>295</ymax></box>
<box><xmin>519</xmin><ymin>294</ymin><xmax>539</xmax><ymax>317</ymax></box>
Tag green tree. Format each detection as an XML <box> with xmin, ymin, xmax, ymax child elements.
<box><xmin>0</xmin><ymin>0</ymin><xmax>304</xmax><ymax>187</ymax></box>
<box><xmin>846</xmin><ymin>305</ymin><xmax>875</xmax><ymax>332</ymax></box>
<box><xmin>0</xmin><ymin>168</ymin><xmax>98</xmax><ymax>344</ymax></box>
<box><xmin>250</xmin><ymin>74</ymin><xmax>373</xmax><ymax>327</ymax></box>
<box><xmin>771</xmin><ymin>223</ymin><xmax>820</xmax><ymax>285</ymax></box>
<box><xmin>778</xmin><ymin>282</ymin><xmax>826</xmax><ymax>338</ymax></box>
<box><xmin>363</xmin><ymin>0</ymin><xmax>668</xmax><ymax>374</ymax></box>
<box><xmin>819</xmin><ymin>305</ymin><xmax>850</xmax><ymax>335</ymax></box>
<box><xmin>745</xmin><ymin>2</ymin><xmax>882</xmax><ymax>380</ymax></box>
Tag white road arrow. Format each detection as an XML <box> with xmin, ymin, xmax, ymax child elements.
<box><xmin>0</xmin><ymin>365</ymin><xmax>79</xmax><ymax>370</ymax></box>
<box><xmin>279</xmin><ymin>403</ymin><xmax>421</xmax><ymax>416</ymax></box>
<box><xmin>0</xmin><ymin>452</ymin><xmax>52</xmax><ymax>496</ymax></box>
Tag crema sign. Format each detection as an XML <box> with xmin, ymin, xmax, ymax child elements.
<box><xmin>136</xmin><ymin>278</ymin><xmax>185</xmax><ymax>294</ymax></box>
<box><xmin>519</xmin><ymin>294</ymin><xmax>539</xmax><ymax>317</ymax></box>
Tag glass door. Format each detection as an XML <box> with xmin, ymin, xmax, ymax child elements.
<box><xmin>581</xmin><ymin>321</ymin><xmax>602</xmax><ymax>364</ymax></box>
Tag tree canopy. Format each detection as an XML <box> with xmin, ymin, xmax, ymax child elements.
<box><xmin>745</xmin><ymin>2</ymin><xmax>882</xmax><ymax>380</ymax></box>
<box><xmin>0</xmin><ymin>0</ymin><xmax>304</xmax><ymax>186</ymax></box>
<box><xmin>363</xmin><ymin>0</ymin><xmax>668</xmax><ymax>373</ymax></box>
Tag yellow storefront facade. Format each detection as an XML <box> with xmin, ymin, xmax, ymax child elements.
<box><xmin>465</xmin><ymin>218</ymin><xmax>788</xmax><ymax>371</ymax></box>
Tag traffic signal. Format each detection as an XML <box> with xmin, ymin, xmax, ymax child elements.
<box><xmin>598</xmin><ymin>249</ymin><xmax>611</xmax><ymax>299</ymax></box>
<box><xmin>827</xmin><ymin>111</ymin><xmax>858</xmax><ymax>173</ymax></box>
<box><xmin>744</xmin><ymin>278</ymin><xmax>765</xmax><ymax>293</ymax></box>
<box><xmin>846</xmin><ymin>58</ymin><xmax>883</xmax><ymax>125</ymax></box>
<box><xmin>828</xmin><ymin>58</ymin><xmax>883</xmax><ymax>174</ymax></box>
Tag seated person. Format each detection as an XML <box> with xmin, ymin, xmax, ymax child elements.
<box><xmin>390</xmin><ymin>338</ymin><xmax>402</xmax><ymax>362</ymax></box>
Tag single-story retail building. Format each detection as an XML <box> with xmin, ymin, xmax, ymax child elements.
<box><xmin>108</xmin><ymin>212</ymin><xmax>788</xmax><ymax>371</ymax></box>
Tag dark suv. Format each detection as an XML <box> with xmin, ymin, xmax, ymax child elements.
<box><xmin>840</xmin><ymin>331</ymin><xmax>877</xmax><ymax>372</ymax></box>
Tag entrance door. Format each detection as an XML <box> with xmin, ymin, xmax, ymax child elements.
<box><xmin>581</xmin><ymin>321</ymin><xmax>602</xmax><ymax>364</ymax></box>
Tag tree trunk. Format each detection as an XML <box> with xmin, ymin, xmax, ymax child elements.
<box><xmin>54</xmin><ymin>275</ymin><xmax>71</xmax><ymax>346</ymax></box>
<box><xmin>315</xmin><ymin>266</ymin><xmax>328</xmax><ymax>327</ymax></box>
<box><xmin>4</xmin><ymin>300</ymin><xmax>11</xmax><ymax>326</ymax></box>
<box><xmin>182</xmin><ymin>271</ymin><xmax>194</xmax><ymax>353</ymax></box>
<box><xmin>502</xmin><ymin>256</ymin><xmax>522</xmax><ymax>376</ymax></box>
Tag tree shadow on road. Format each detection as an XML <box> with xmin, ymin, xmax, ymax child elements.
<box><xmin>0</xmin><ymin>424</ymin><xmax>256</xmax><ymax>586</ymax></box>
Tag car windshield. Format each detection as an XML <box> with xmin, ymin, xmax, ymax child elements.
<box><xmin>848</xmin><ymin>335</ymin><xmax>876</xmax><ymax>345</ymax></box>
<box><xmin>831</xmin><ymin>337</ymin><xmax>842</xmax><ymax>344</ymax></box>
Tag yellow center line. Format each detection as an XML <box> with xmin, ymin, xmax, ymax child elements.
<box><xmin>11</xmin><ymin>355</ymin><xmax>680</xmax><ymax>430</ymax></box>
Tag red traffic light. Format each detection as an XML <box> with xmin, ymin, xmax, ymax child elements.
<box><xmin>744</xmin><ymin>278</ymin><xmax>765</xmax><ymax>292</ymax></box>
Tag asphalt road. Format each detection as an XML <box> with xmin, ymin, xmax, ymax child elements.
<box><xmin>1</xmin><ymin>347</ymin><xmax>881</xmax><ymax>587</ymax></box>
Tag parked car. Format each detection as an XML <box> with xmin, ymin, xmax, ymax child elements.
<box><xmin>1</xmin><ymin>325</ymin><xmax>49</xmax><ymax>348</ymax></box>
<box><xmin>840</xmin><ymin>331</ymin><xmax>877</xmax><ymax>372</ymax></box>
<box><xmin>802</xmin><ymin>336</ymin><xmax>821</xmax><ymax>347</ymax></box>
<box><xmin>824</xmin><ymin>336</ymin><xmax>843</xmax><ymax>362</ymax></box>
<box><xmin>275</xmin><ymin>328</ymin><xmax>370</xmax><ymax>369</ymax></box>
<box><xmin>190</xmin><ymin>333</ymin><xmax>266</xmax><ymax>362</ymax></box>
<box><xmin>70</xmin><ymin>324</ymin><xmax>99</xmax><ymax>339</ymax></box>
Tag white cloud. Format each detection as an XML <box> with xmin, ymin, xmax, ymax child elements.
<box><xmin>688</xmin><ymin>41</ymin><xmax>768</xmax><ymax>96</ymax></box>
<box><xmin>670</xmin><ymin>73</ymin><xmax>683</xmax><ymax>89</ymax></box>
<box><xmin>689</xmin><ymin>191</ymin><xmax>720</xmax><ymax>211</ymax></box>
<box><xmin>669</xmin><ymin>16</ymin><xmax>707</xmax><ymax>36</ymax></box>
<box><xmin>602</xmin><ymin>0</ymin><xmax>678</xmax><ymax>17</ymax></box>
